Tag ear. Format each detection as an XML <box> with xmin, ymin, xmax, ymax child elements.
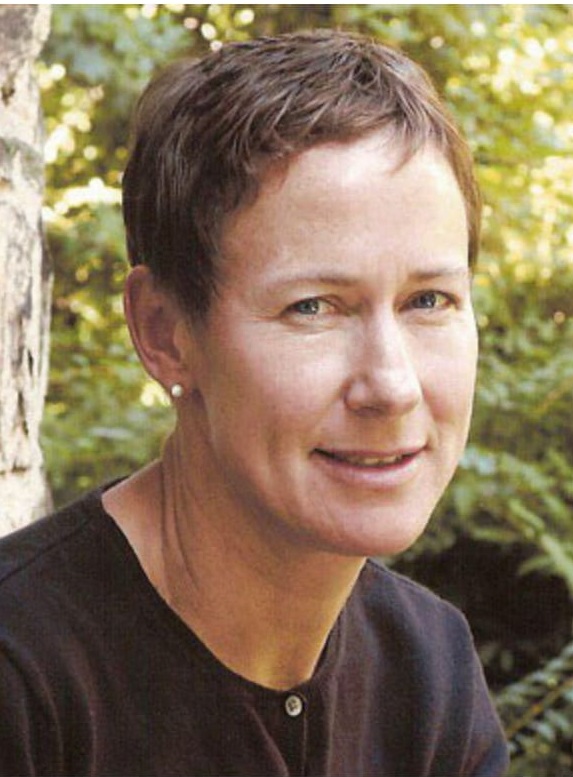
<box><xmin>124</xmin><ymin>266</ymin><xmax>193</xmax><ymax>394</ymax></box>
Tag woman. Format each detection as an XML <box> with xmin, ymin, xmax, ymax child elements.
<box><xmin>0</xmin><ymin>30</ymin><xmax>508</xmax><ymax>776</ymax></box>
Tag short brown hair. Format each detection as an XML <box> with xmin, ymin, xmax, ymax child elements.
<box><xmin>123</xmin><ymin>30</ymin><xmax>480</xmax><ymax>320</ymax></box>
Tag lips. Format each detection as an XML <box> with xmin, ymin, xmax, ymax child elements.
<box><xmin>315</xmin><ymin>448</ymin><xmax>421</xmax><ymax>468</ymax></box>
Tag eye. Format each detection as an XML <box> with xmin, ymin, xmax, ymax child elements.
<box><xmin>410</xmin><ymin>291</ymin><xmax>453</xmax><ymax>310</ymax></box>
<box><xmin>288</xmin><ymin>297</ymin><xmax>331</xmax><ymax>317</ymax></box>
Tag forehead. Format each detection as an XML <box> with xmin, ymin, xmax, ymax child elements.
<box><xmin>254</xmin><ymin>133</ymin><xmax>412</xmax><ymax>209</ymax></box>
<box><xmin>218</xmin><ymin>133</ymin><xmax>467</xmax><ymax>287</ymax></box>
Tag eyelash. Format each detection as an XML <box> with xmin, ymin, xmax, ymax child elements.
<box><xmin>409</xmin><ymin>291</ymin><xmax>456</xmax><ymax>311</ymax></box>
<box><xmin>287</xmin><ymin>297</ymin><xmax>336</xmax><ymax>317</ymax></box>
<box><xmin>287</xmin><ymin>291</ymin><xmax>456</xmax><ymax>319</ymax></box>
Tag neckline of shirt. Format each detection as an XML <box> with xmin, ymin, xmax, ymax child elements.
<box><xmin>89</xmin><ymin>483</ymin><xmax>348</xmax><ymax>700</ymax></box>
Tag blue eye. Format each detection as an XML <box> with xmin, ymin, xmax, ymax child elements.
<box><xmin>411</xmin><ymin>291</ymin><xmax>451</xmax><ymax>310</ymax></box>
<box><xmin>291</xmin><ymin>298</ymin><xmax>323</xmax><ymax>316</ymax></box>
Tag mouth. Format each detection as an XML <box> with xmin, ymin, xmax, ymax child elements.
<box><xmin>315</xmin><ymin>448</ymin><xmax>421</xmax><ymax>469</ymax></box>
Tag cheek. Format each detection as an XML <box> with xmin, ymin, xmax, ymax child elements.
<box><xmin>414</xmin><ymin>315</ymin><xmax>476</xmax><ymax>398</ymax></box>
<box><xmin>423</xmin><ymin>336</ymin><xmax>477</xmax><ymax>432</ymax></box>
<box><xmin>248</xmin><ymin>346</ymin><xmax>345</xmax><ymax>429</ymax></box>
<box><xmin>210</xmin><ymin>338</ymin><xmax>348</xmax><ymax>452</ymax></box>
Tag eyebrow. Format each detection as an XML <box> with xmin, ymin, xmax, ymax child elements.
<box><xmin>268</xmin><ymin>265</ymin><xmax>471</xmax><ymax>289</ymax></box>
<box><xmin>268</xmin><ymin>273</ymin><xmax>357</xmax><ymax>289</ymax></box>
<box><xmin>409</xmin><ymin>266</ymin><xmax>472</xmax><ymax>282</ymax></box>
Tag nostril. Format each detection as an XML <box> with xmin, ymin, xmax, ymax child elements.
<box><xmin>343</xmin><ymin>318</ymin><xmax>423</xmax><ymax>414</ymax></box>
<box><xmin>344</xmin><ymin>365</ymin><xmax>422</xmax><ymax>415</ymax></box>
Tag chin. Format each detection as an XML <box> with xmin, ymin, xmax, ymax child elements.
<box><xmin>315</xmin><ymin>518</ymin><xmax>431</xmax><ymax>561</ymax></box>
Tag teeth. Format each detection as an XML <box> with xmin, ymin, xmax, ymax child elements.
<box><xmin>346</xmin><ymin>454</ymin><xmax>403</xmax><ymax>467</ymax></box>
<box><xmin>330</xmin><ymin>452</ymin><xmax>405</xmax><ymax>467</ymax></box>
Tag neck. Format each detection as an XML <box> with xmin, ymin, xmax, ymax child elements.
<box><xmin>155</xmin><ymin>432</ymin><xmax>365</xmax><ymax>690</ymax></box>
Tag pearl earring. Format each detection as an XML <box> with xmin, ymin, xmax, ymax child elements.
<box><xmin>170</xmin><ymin>383</ymin><xmax>184</xmax><ymax>399</ymax></box>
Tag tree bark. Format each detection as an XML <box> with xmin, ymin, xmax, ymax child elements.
<box><xmin>0</xmin><ymin>5</ymin><xmax>52</xmax><ymax>534</ymax></box>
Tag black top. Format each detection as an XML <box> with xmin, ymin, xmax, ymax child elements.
<box><xmin>0</xmin><ymin>488</ymin><xmax>508</xmax><ymax>776</ymax></box>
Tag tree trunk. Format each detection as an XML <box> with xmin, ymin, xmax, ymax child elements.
<box><xmin>0</xmin><ymin>5</ymin><xmax>52</xmax><ymax>535</ymax></box>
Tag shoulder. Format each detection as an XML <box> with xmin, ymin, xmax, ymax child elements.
<box><xmin>0</xmin><ymin>485</ymin><xmax>136</xmax><ymax>661</ymax></box>
<box><xmin>0</xmin><ymin>492</ymin><xmax>95</xmax><ymax>582</ymax></box>
<box><xmin>357</xmin><ymin>558</ymin><xmax>472</xmax><ymax>638</ymax></box>
<box><xmin>348</xmin><ymin>559</ymin><xmax>482</xmax><ymax>686</ymax></box>
<box><xmin>0</xmin><ymin>487</ymin><xmax>114</xmax><ymax>590</ymax></box>
<box><xmin>0</xmin><ymin>485</ymin><xmax>144</xmax><ymax>724</ymax></box>
<box><xmin>346</xmin><ymin>561</ymin><xmax>509</xmax><ymax>776</ymax></box>
<box><xmin>0</xmin><ymin>491</ymin><xmax>114</xmax><ymax>777</ymax></box>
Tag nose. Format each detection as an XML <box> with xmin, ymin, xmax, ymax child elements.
<box><xmin>344</xmin><ymin>315</ymin><xmax>423</xmax><ymax>416</ymax></box>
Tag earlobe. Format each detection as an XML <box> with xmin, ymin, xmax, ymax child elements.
<box><xmin>124</xmin><ymin>266</ymin><xmax>192</xmax><ymax>393</ymax></box>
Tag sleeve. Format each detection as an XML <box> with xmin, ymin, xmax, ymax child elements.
<box><xmin>459</xmin><ymin>645</ymin><xmax>510</xmax><ymax>777</ymax></box>
<box><xmin>0</xmin><ymin>648</ymin><xmax>61</xmax><ymax>777</ymax></box>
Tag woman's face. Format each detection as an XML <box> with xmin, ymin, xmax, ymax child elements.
<box><xmin>184</xmin><ymin>133</ymin><xmax>478</xmax><ymax>558</ymax></box>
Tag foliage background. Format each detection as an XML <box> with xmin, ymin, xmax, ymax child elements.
<box><xmin>39</xmin><ymin>6</ymin><xmax>573</xmax><ymax>774</ymax></box>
